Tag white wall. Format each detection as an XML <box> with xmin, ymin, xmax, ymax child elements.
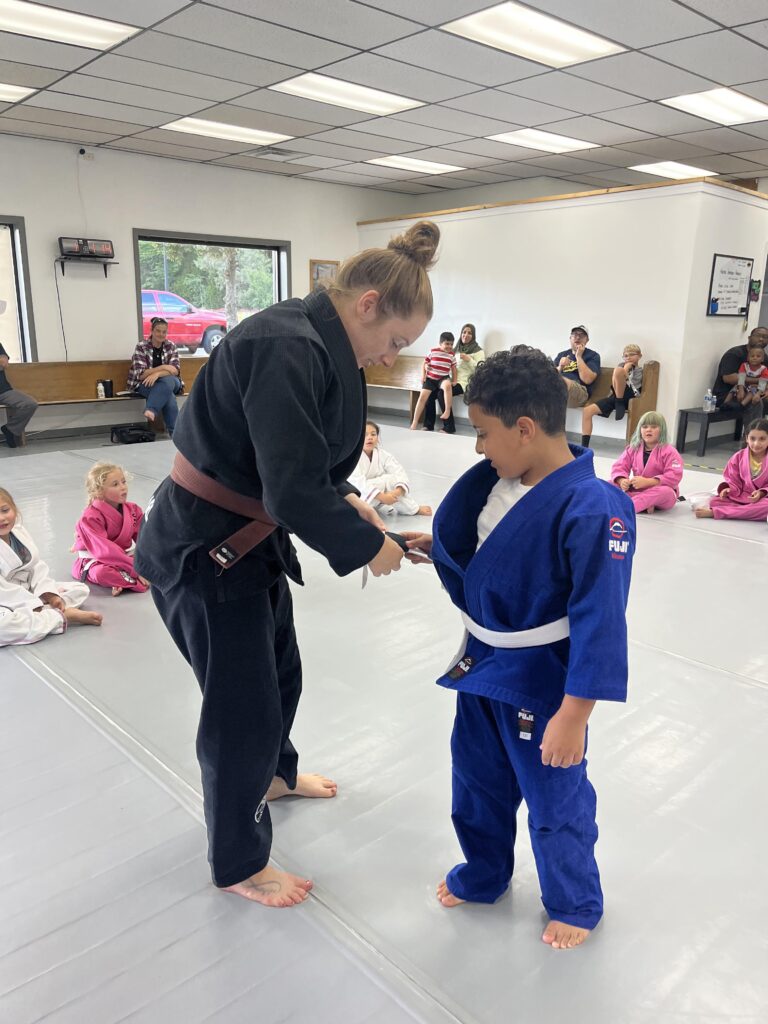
<box><xmin>359</xmin><ymin>181</ymin><xmax>768</xmax><ymax>437</ymax></box>
<box><xmin>0</xmin><ymin>134</ymin><xmax>413</xmax><ymax>361</ymax></box>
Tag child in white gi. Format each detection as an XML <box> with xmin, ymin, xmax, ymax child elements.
<box><xmin>348</xmin><ymin>421</ymin><xmax>431</xmax><ymax>517</ymax></box>
<box><xmin>403</xmin><ymin>347</ymin><xmax>635</xmax><ymax>950</ymax></box>
<box><xmin>0</xmin><ymin>487</ymin><xmax>102</xmax><ymax>646</ymax></box>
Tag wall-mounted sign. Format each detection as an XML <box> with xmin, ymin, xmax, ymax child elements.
<box><xmin>707</xmin><ymin>253</ymin><xmax>753</xmax><ymax>316</ymax></box>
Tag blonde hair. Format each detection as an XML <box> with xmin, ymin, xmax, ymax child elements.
<box><xmin>0</xmin><ymin>487</ymin><xmax>19</xmax><ymax>521</ymax></box>
<box><xmin>326</xmin><ymin>221</ymin><xmax>440</xmax><ymax>319</ymax></box>
<box><xmin>86</xmin><ymin>462</ymin><xmax>130</xmax><ymax>502</ymax></box>
<box><xmin>623</xmin><ymin>343</ymin><xmax>642</xmax><ymax>357</ymax></box>
<box><xmin>630</xmin><ymin>411</ymin><xmax>668</xmax><ymax>448</ymax></box>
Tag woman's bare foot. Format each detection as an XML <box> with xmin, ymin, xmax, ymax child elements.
<box><xmin>64</xmin><ymin>607</ymin><xmax>103</xmax><ymax>626</ymax></box>
<box><xmin>266</xmin><ymin>772</ymin><xmax>337</xmax><ymax>801</ymax></box>
<box><xmin>439</xmin><ymin>409</ymin><xmax>451</xmax><ymax>420</ymax></box>
<box><xmin>542</xmin><ymin>920</ymin><xmax>590</xmax><ymax>950</ymax></box>
<box><xmin>111</xmin><ymin>586</ymin><xmax>124</xmax><ymax>597</ymax></box>
<box><xmin>222</xmin><ymin>865</ymin><xmax>313</xmax><ymax>908</ymax></box>
<box><xmin>695</xmin><ymin>507</ymin><xmax>714</xmax><ymax>518</ymax></box>
<box><xmin>436</xmin><ymin>878</ymin><xmax>465</xmax><ymax>907</ymax></box>
<box><xmin>409</xmin><ymin>422</ymin><xmax>420</xmax><ymax>430</ymax></box>
<box><xmin>143</xmin><ymin>408</ymin><xmax>156</xmax><ymax>423</ymax></box>
<box><xmin>417</xmin><ymin>505</ymin><xmax>432</xmax><ymax>516</ymax></box>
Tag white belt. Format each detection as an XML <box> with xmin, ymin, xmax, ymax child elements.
<box><xmin>460</xmin><ymin>611</ymin><xmax>569</xmax><ymax>648</ymax></box>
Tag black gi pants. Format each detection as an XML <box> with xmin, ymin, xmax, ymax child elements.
<box><xmin>151</xmin><ymin>550</ymin><xmax>301</xmax><ymax>887</ymax></box>
<box><xmin>423</xmin><ymin>383</ymin><xmax>463</xmax><ymax>433</ymax></box>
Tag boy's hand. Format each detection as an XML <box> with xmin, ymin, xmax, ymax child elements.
<box><xmin>540</xmin><ymin>697</ymin><xmax>595</xmax><ymax>768</ymax></box>
<box><xmin>401</xmin><ymin>531</ymin><xmax>432</xmax><ymax>563</ymax></box>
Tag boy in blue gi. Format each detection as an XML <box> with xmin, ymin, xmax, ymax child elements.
<box><xmin>404</xmin><ymin>346</ymin><xmax>635</xmax><ymax>950</ymax></box>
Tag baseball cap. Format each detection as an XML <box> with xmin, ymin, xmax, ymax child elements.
<box><xmin>570</xmin><ymin>325</ymin><xmax>589</xmax><ymax>337</ymax></box>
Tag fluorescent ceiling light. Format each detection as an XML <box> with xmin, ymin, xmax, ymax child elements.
<box><xmin>0</xmin><ymin>0</ymin><xmax>138</xmax><ymax>49</ymax></box>
<box><xmin>661</xmin><ymin>87</ymin><xmax>768</xmax><ymax>126</ymax></box>
<box><xmin>0</xmin><ymin>81</ymin><xmax>35</xmax><ymax>101</ymax></box>
<box><xmin>161</xmin><ymin>118</ymin><xmax>294</xmax><ymax>146</ymax></box>
<box><xmin>629</xmin><ymin>161</ymin><xmax>715</xmax><ymax>179</ymax></box>
<box><xmin>270</xmin><ymin>73</ymin><xmax>422</xmax><ymax>115</ymax></box>
<box><xmin>443</xmin><ymin>1</ymin><xmax>624</xmax><ymax>68</ymax></box>
<box><xmin>487</xmin><ymin>128</ymin><xmax>598</xmax><ymax>153</ymax></box>
<box><xmin>368</xmin><ymin>155</ymin><xmax>465</xmax><ymax>174</ymax></box>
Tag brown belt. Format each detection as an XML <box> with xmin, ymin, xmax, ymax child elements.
<box><xmin>170</xmin><ymin>452</ymin><xmax>277</xmax><ymax>570</ymax></box>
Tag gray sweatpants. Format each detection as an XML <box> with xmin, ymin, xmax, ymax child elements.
<box><xmin>0</xmin><ymin>388</ymin><xmax>38</xmax><ymax>438</ymax></box>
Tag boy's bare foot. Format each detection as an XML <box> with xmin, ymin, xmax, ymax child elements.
<box><xmin>222</xmin><ymin>865</ymin><xmax>313</xmax><ymax>908</ymax></box>
<box><xmin>111</xmin><ymin>586</ymin><xmax>124</xmax><ymax>597</ymax></box>
<box><xmin>417</xmin><ymin>505</ymin><xmax>433</xmax><ymax>516</ymax></box>
<box><xmin>65</xmin><ymin>607</ymin><xmax>103</xmax><ymax>626</ymax></box>
<box><xmin>436</xmin><ymin>878</ymin><xmax>465</xmax><ymax>907</ymax></box>
<box><xmin>266</xmin><ymin>772</ymin><xmax>337</xmax><ymax>801</ymax></box>
<box><xmin>542</xmin><ymin>920</ymin><xmax>590</xmax><ymax>950</ymax></box>
<box><xmin>695</xmin><ymin>507</ymin><xmax>714</xmax><ymax>518</ymax></box>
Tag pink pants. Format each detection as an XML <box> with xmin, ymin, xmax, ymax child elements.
<box><xmin>709</xmin><ymin>495</ymin><xmax>768</xmax><ymax>520</ymax></box>
<box><xmin>82</xmin><ymin>561</ymin><xmax>148</xmax><ymax>592</ymax></box>
<box><xmin>629</xmin><ymin>485</ymin><xmax>677</xmax><ymax>513</ymax></box>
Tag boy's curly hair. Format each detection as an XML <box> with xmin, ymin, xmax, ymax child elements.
<box><xmin>464</xmin><ymin>345</ymin><xmax>567</xmax><ymax>435</ymax></box>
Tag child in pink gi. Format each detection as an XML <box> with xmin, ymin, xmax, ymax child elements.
<box><xmin>610</xmin><ymin>411</ymin><xmax>682</xmax><ymax>514</ymax></box>
<box><xmin>72</xmin><ymin>463</ymin><xmax>148</xmax><ymax>596</ymax></box>
<box><xmin>695</xmin><ymin>417</ymin><xmax>768</xmax><ymax>521</ymax></box>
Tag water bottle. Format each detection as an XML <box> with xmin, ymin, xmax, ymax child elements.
<box><xmin>703</xmin><ymin>388</ymin><xmax>714</xmax><ymax>413</ymax></box>
<box><xmin>96</xmin><ymin>381</ymin><xmax>105</xmax><ymax>400</ymax></box>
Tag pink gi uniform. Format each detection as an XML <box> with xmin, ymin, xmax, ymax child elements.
<box><xmin>708</xmin><ymin>448</ymin><xmax>768</xmax><ymax>520</ymax></box>
<box><xmin>72</xmin><ymin>499</ymin><xmax>147</xmax><ymax>591</ymax></box>
<box><xmin>610</xmin><ymin>443</ymin><xmax>683</xmax><ymax>513</ymax></box>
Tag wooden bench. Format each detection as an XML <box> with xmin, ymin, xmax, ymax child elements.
<box><xmin>585</xmin><ymin>360</ymin><xmax>660</xmax><ymax>441</ymax></box>
<box><xmin>364</xmin><ymin>356</ymin><xmax>423</xmax><ymax>418</ymax></box>
<box><xmin>675</xmin><ymin>406</ymin><xmax>747</xmax><ymax>457</ymax></box>
<box><xmin>1</xmin><ymin>357</ymin><xmax>207</xmax><ymax>442</ymax></box>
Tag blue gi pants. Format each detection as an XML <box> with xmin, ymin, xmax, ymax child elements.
<box><xmin>151</xmin><ymin>554</ymin><xmax>301</xmax><ymax>888</ymax></box>
<box><xmin>448</xmin><ymin>692</ymin><xmax>603</xmax><ymax>929</ymax></box>
<box><xmin>135</xmin><ymin>375</ymin><xmax>182</xmax><ymax>436</ymax></box>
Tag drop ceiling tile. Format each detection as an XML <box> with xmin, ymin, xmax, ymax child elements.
<box><xmin>597</xmin><ymin>167</ymin><xmax>678</xmax><ymax>184</ymax></box>
<box><xmin>517</xmin><ymin>153</ymin><xmax>616</xmax><ymax>173</ymax></box>
<box><xmin>702</xmin><ymin>154</ymin><xmax>768</xmax><ymax>172</ymax></box>
<box><xmin>373</xmin><ymin>180</ymin><xmax>439</xmax><ymax>193</ymax></box>
<box><xmin>304</xmin><ymin>127</ymin><xmax>416</xmax><ymax>153</ymax></box>
<box><xmin>644</xmin><ymin>31</ymin><xmax>768</xmax><ymax>86</ymax></box>
<box><xmin>205</xmin><ymin>0</ymin><xmax>420</xmax><ymax>48</ymax></box>
<box><xmin>273</xmin><ymin>137</ymin><xmax>383</xmax><ymax>160</ymax></box>
<box><xmin>49</xmin><ymin>1</ymin><xmax>188</xmax><ymax>25</ymax></box>
<box><xmin>0</xmin><ymin>116</ymin><xmax>118</xmax><ymax>144</ymax></box>
<box><xmin>197</xmin><ymin>103</ymin><xmax>330</xmax><ymax>137</ymax></box>
<box><xmin>351</xmin><ymin>1</ymin><xmax>504</xmax><ymax>25</ymax></box>
<box><xmin>736</xmin><ymin>19</ymin><xmax>768</xmax><ymax>46</ymax></box>
<box><xmin>416</xmin><ymin>143</ymin><xmax>508</xmax><ymax>165</ymax></box>
<box><xmin>567</xmin><ymin>52</ymin><xmax>717</xmax><ymax>101</ymax></box>
<box><xmin>4</xmin><ymin>104</ymin><xmax>144</xmax><ymax>134</ymax></box>
<box><xmin>733</xmin><ymin>148</ymin><xmax>768</xmax><ymax>163</ymax></box>
<box><xmin>21</xmin><ymin>91</ymin><xmax>171</xmax><ymax>127</ymax></box>
<box><xmin>114</xmin><ymin>33</ymin><xmax>301</xmax><ymax>88</ymax></box>
<box><xmin>0</xmin><ymin>59</ymin><xmax>62</xmax><ymax>89</ymax></box>
<box><xmin>302</xmin><ymin>168</ymin><xmax>389</xmax><ymax>184</ymax></box>
<box><xmin>128</xmin><ymin>128</ymin><xmax>254</xmax><ymax>153</ymax></box>
<box><xmin>82</xmin><ymin>55</ymin><xmax>250</xmax><ymax>103</ymax></box>
<box><xmin>403</xmin><ymin>173</ymin><xmax>484</xmax><ymax>188</ymax></box>
<box><xmin>346</xmin><ymin>116</ymin><xmax>470</xmax><ymax>146</ymax></box>
<box><xmin>341</xmin><ymin>162</ymin><xmax>417</xmax><ymax>178</ymax></box>
<box><xmin>392</xmin><ymin>105</ymin><xmax>521</xmax><ymax>136</ymax></box>
<box><xmin>613</xmin><ymin>138</ymin><xmax>719</xmax><ymax>160</ymax></box>
<box><xmin>442</xmin><ymin>90</ymin><xmax>574</xmax><ymax>125</ymax></box>
<box><xmin>599</xmin><ymin>103</ymin><xmax>714</xmax><ymax>134</ymax></box>
<box><xmin>733</xmin><ymin>79</ymin><xmax>768</xmax><ymax>105</ymax></box>
<box><xmin>0</xmin><ymin>102</ymin><xmax>6</xmax><ymax>114</ymax></box>
<box><xmin>500</xmin><ymin>71</ymin><xmax>640</xmax><ymax>114</ymax></box>
<box><xmin>678</xmin><ymin>1</ymin><xmax>768</xmax><ymax>25</ymax></box>
<box><xmin>567</xmin><ymin>145</ymin><xmax>649</xmax><ymax>166</ymax></box>
<box><xmin>532</xmin><ymin>115</ymin><xmax>652</xmax><ymax>145</ymax></box>
<box><xmin>105</xmin><ymin>137</ymin><xmax>228</xmax><ymax>161</ymax></box>
<box><xmin>230</xmin><ymin>88</ymin><xmax>373</xmax><ymax>127</ymax></box>
<box><xmin>50</xmin><ymin>74</ymin><xmax>207</xmax><ymax>116</ymax></box>
<box><xmin>476</xmin><ymin>162</ymin><xmax>557</xmax><ymax>178</ymax></box>
<box><xmin>285</xmin><ymin>154</ymin><xmax>348</xmax><ymax>168</ymax></box>
<box><xmin>374</xmin><ymin>30</ymin><xmax>543</xmax><ymax>87</ymax></box>
<box><xmin>438</xmin><ymin>167</ymin><xmax>511</xmax><ymax>183</ymax></box>
<box><xmin>0</xmin><ymin>32</ymin><xmax>94</xmax><ymax>71</ymax></box>
<box><xmin>517</xmin><ymin>0</ymin><xmax>717</xmax><ymax>47</ymax></box>
<box><xmin>733</xmin><ymin>121</ymin><xmax>768</xmax><ymax>143</ymax></box>
<box><xmin>570</xmin><ymin>173</ymin><xmax>618</xmax><ymax>187</ymax></box>
<box><xmin>209</xmin><ymin>154</ymin><xmax>318</xmax><ymax>174</ymax></box>
<box><xmin>320</xmin><ymin>53</ymin><xmax>479</xmax><ymax>103</ymax></box>
<box><xmin>671</xmin><ymin>126</ymin><xmax>768</xmax><ymax>150</ymax></box>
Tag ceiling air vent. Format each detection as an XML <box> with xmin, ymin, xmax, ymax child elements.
<box><xmin>257</xmin><ymin>147</ymin><xmax>304</xmax><ymax>160</ymax></box>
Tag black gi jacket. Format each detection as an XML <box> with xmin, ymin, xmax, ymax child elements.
<box><xmin>135</xmin><ymin>290</ymin><xmax>384</xmax><ymax>593</ymax></box>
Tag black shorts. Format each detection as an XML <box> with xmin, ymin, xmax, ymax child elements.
<box><xmin>423</xmin><ymin>376</ymin><xmax>450</xmax><ymax>393</ymax></box>
<box><xmin>595</xmin><ymin>385</ymin><xmax>636</xmax><ymax>417</ymax></box>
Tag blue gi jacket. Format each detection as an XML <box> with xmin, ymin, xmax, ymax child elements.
<box><xmin>431</xmin><ymin>447</ymin><xmax>635</xmax><ymax>716</ymax></box>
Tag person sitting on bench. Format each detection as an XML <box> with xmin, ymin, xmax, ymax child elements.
<box><xmin>0</xmin><ymin>342</ymin><xmax>38</xmax><ymax>448</ymax></box>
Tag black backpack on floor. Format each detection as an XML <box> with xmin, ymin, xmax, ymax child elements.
<box><xmin>110</xmin><ymin>424</ymin><xmax>156</xmax><ymax>444</ymax></box>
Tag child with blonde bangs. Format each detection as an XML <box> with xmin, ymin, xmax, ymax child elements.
<box><xmin>72</xmin><ymin>462</ymin><xmax>148</xmax><ymax>596</ymax></box>
<box><xmin>610</xmin><ymin>412</ymin><xmax>683</xmax><ymax>514</ymax></box>
<box><xmin>0</xmin><ymin>487</ymin><xmax>101</xmax><ymax>646</ymax></box>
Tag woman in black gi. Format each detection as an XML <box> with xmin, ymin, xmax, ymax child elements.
<box><xmin>136</xmin><ymin>221</ymin><xmax>440</xmax><ymax>907</ymax></box>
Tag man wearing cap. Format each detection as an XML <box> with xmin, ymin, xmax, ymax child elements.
<box><xmin>554</xmin><ymin>326</ymin><xmax>601</xmax><ymax>408</ymax></box>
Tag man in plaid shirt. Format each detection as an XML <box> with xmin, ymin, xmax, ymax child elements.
<box><xmin>127</xmin><ymin>317</ymin><xmax>184</xmax><ymax>437</ymax></box>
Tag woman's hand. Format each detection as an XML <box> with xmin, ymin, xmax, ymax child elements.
<box><xmin>368</xmin><ymin>535</ymin><xmax>404</xmax><ymax>576</ymax></box>
<box><xmin>400</xmin><ymin>531</ymin><xmax>433</xmax><ymax>564</ymax></box>
<box><xmin>344</xmin><ymin>492</ymin><xmax>386</xmax><ymax>532</ymax></box>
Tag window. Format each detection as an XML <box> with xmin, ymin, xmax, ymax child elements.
<box><xmin>0</xmin><ymin>217</ymin><xmax>36</xmax><ymax>362</ymax></box>
<box><xmin>134</xmin><ymin>231</ymin><xmax>290</xmax><ymax>356</ymax></box>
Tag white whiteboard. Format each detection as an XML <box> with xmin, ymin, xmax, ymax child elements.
<box><xmin>707</xmin><ymin>253</ymin><xmax>753</xmax><ymax>316</ymax></box>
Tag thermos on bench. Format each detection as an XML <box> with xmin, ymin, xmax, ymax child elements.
<box><xmin>96</xmin><ymin>379</ymin><xmax>113</xmax><ymax>399</ymax></box>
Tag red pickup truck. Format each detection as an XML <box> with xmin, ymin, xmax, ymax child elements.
<box><xmin>141</xmin><ymin>289</ymin><xmax>227</xmax><ymax>353</ymax></box>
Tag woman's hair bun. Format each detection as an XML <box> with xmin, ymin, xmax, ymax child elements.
<box><xmin>387</xmin><ymin>220</ymin><xmax>440</xmax><ymax>269</ymax></box>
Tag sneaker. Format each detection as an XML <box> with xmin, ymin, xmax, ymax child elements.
<box><xmin>1</xmin><ymin>425</ymin><xmax>17</xmax><ymax>448</ymax></box>
<box><xmin>615</xmin><ymin>400</ymin><xmax>626</xmax><ymax>422</ymax></box>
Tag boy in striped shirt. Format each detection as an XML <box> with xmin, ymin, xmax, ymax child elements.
<box><xmin>411</xmin><ymin>332</ymin><xmax>458</xmax><ymax>430</ymax></box>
